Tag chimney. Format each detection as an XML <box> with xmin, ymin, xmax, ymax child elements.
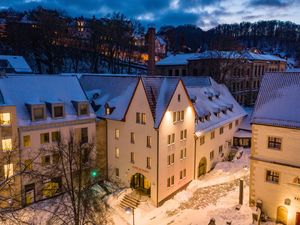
<box><xmin>146</xmin><ymin>27</ymin><xmax>156</xmax><ymax>75</ymax></box>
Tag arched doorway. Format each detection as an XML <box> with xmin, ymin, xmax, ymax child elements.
<box><xmin>130</xmin><ymin>173</ymin><xmax>151</xmax><ymax>195</ymax></box>
<box><xmin>198</xmin><ymin>157</ymin><xmax>207</xmax><ymax>177</ymax></box>
<box><xmin>277</xmin><ymin>206</ymin><xmax>288</xmax><ymax>225</ymax></box>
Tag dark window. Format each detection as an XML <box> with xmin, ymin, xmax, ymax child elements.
<box><xmin>51</xmin><ymin>131</ymin><xmax>61</xmax><ymax>143</ymax></box>
<box><xmin>79</xmin><ymin>103</ymin><xmax>88</xmax><ymax>116</ymax></box>
<box><xmin>33</xmin><ymin>107</ymin><xmax>44</xmax><ymax>120</ymax></box>
<box><xmin>53</xmin><ymin>106</ymin><xmax>64</xmax><ymax>118</ymax></box>
<box><xmin>175</xmin><ymin>69</ymin><xmax>179</xmax><ymax>76</ymax></box>
<box><xmin>178</xmin><ymin>94</ymin><xmax>181</xmax><ymax>102</ymax></box>
<box><xmin>182</xmin><ymin>69</ymin><xmax>186</xmax><ymax>76</ymax></box>
<box><xmin>40</xmin><ymin>133</ymin><xmax>50</xmax><ymax>144</ymax></box>
<box><xmin>268</xmin><ymin>137</ymin><xmax>282</xmax><ymax>150</ymax></box>
<box><xmin>168</xmin><ymin>69</ymin><xmax>173</xmax><ymax>76</ymax></box>
<box><xmin>81</xmin><ymin>128</ymin><xmax>88</xmax><ymax>144</ymax></box>
<box><xmin>266</xmin><ymin>170</ymin><xmax>279</xmax><ymax>184</ymax></box>
<box><xmin>193</xmin><ymin>69</ymin><xmax>198</xmax><ymax>76</ymax></box>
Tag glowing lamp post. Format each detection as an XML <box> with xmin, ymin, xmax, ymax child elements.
<box><xmin>125</xmin><ymin>207</ymin><xmax>135</xmax><ymax>225</ymax></box>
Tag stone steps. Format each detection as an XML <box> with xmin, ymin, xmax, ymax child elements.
<box><xmin>120</xmin><ymin>193</ymin><xmax>140</xmax><ymax>209</ymax></box>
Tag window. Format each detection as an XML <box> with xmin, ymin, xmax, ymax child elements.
<box><xmin>136</xmin><ymin>112</ymin><xmax>146</xmax><ymax>124</ymax></box>
<box><xmin>180</xmin><ymin>148</ymin><xmax>187</xmax><ymax>159</ymax></box>
<box><xmin>168</xmin><ymin>176</ymin><xmax>175</xmax><ymax>187</ymax></box>
<box><xmin>130</xmin><ymin>152</ymin><xmax>135</xmax><ymax>164</ymax></box>
<box><xmin>180</xmin><ymin>129</ymin><xmax>187</xmax><ymax>140</ymax></box>
<box><xmin>2</xmin><ymin>138</ymin><xmax>12</xmax><ymax>151</ymax></box>
<box><xmin>181</xmin><ymin>111</ymin><xmax>184</xmax><ymax>121</ymax></box>
<box><xmin>200</xmin><ymin>136</ymin><xmax>205</xmax><ymax>145</ymax></box>
<box><xmin>146</xmin><ymin>157</ymin><xmax>151</xmax><ymax>169</ymax></box>
<box><xmin>81</xmin><ymin>128</ymin><xmax>88</xmax><ymax>144</ymax></box>
<box><xmin>79</xmin><ymin>103</ymin><xmax>88</xmax><ymax>116</ymax></box>
<box><xmin>115</xmin><ymin>147</ymin><xmax>120</xmax><ymax>158</ymax></box>
<box><xmin>178</xmin><ymin>94</ymin><xmax>181</xmax><ymax>102</ymax></box>
<box><xmin>105</xmin><ymin>107</ymin><xmax>111</xmax><ymax>115</ymax></box>
<box><xmin>53</xmin><ymin>106</ymin><xmax>64</xmax><ymax>118</ymax></box>
<box><xmin>168</xmin><ymin>153</ymin><xmax>175</xmax><ymax>165</ymax></box>
<box><xmin>24</xmin><ymin>159</ymin><xmax>32</xmax><ymax>171</ymax></box>
<box><xmin>141</xmin><ymin>113</ymin><xmax>146</xmax><ymax>124</ymax></box>
<box><xmin>177</xmin><ymin>111</ymin><xmax>180</xmax><ymax>121</ymax></box>
<box><xmin>42</xmin><ymin>155</ymin><xmax>51</xmax><ymax>166</ymax></box>
<box><xmin>219</xmin><ymin>145</ymin><xmax>223</xmax><ymax>154</ymax></box>
<box><xmin>40</xmin><ymin>133</ymin><xmax>50</xmax><ymax>144</ymax></box>
<box><xmin>4</xmin><ymin>164</ymin><xmax>13</xmax><ymax>178</ymax></box>
<box><xmin>147</xmin><ymin>136</ymin><xmax>151</xmax><ymax>148</ymax></box>
<box><xmin>0</xmin><ymin>113</ymin><xmax>11</xmax><ymax>126</ymax></box>
<box><xmin>173</xmin><ymin>111</ymin><xmax>184</xmax><ymax>123</ymax></box>
<box><xmin>229</xmin><ymin>123</ymin><xmax>232</xmax><ymax>129</ymax></box>
<box><xmin>23</xmin><ymin>135</ymin><xmax>31</xmax><ymax>148</ymax></box>
<box><xmin>266</xmin><ymin>170</ymin><xmax>279</xmax><ymax>184</ymax></box>
<box><xmin>171</xmin><ymin>176</ymin><xmax>174</xmax><ymax>186</ymax></box>
<box><xmin>52</xmin><ymin>153</ymin><xmax>60</xmax><ymax>164</ymax></box>
<box><xmin>180</xmin><ymin>169</ymin><xmax>186</xmax><ymax>179</ymax></box>
<box><xmin>210</xmin><ymin>150</ymin><xmax>214</xmax><ymax>160</ymax></box>
<box><xmin>173</xmin><ymin>112</ymin><xmax>176</xmax><ymax>123</ymax></box>
<box><xmin>219</xmin><ymin>127</ymin><xmax>224</xmax><ymax>134</ymax></box>
<box><xmin>268</xmin><ymin>137</ymin><xmax>282</xmax><ymax>150</ymax></box>
<box><xmin>211</xmin><ymin>131</ymin><xmax>215</xmax><ymax>139</ymax></box>
<box><xmin>130</xmin><ymin>132</ymin><xmax>135</xmax><ymax>144</ymax></box>
<box><xmin>115</xmin><ymin>129</ymin><xmax>120</xmax><ymax>140</ymax></box>
<box><xmin>235</xmin><ymin>120</ymin><xmax>239</xmax><ymax>127</ymax></box>
<box><xmin>168</xmin><ymin>133</ymin><xmax>175</xmax><ymax>145</ymax></box>
<box><xmin>51</xmin><ymin>131</ymin><xmax>60</xmax><ymax>143</ymax></box>
<box><xmin>33</xmin><ymin>107</ymin><xmax>45</xmax><ymax>120</ymax></box>
<box><xmin>115</xmin><ymin>168</ymin><xmax>119</xmax><ymax>177</ymax></box>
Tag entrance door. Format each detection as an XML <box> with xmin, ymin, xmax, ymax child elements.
<box><xmin>198</xmin><ymin>157</ymin><xmax>207</xmax><ymax>177</ymax></box>
<box><xmin>24</xmin><ymin>183</ymin><xmax>35</xmax><ymax>205</ymax></box>
<box><xmin>277</xmin><ymin>206</ymin><xmax>288</xmax><ymax>225</ymax></box>
<box><xmin>296</xmin><ymin>212</ymin><xmax>300</xmax><ymax>225</ymax></box>
<box><xmin>131</xmin><ymin>173</ymin><xmax>150</xmax><ymax>195</ymax></box>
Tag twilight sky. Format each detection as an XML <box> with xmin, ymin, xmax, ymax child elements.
<box><xmin>1</xmin><ymin>0</ymin><xmax>300</xmax><ymax>30</ymax></box>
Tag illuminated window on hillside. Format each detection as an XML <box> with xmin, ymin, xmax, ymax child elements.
<box><xmin>0</xmin><ymin>113</ymin><xmax>11</xmax><ymax>126</ymax></box>
<box><xmin>2</xmin><ymin>138</ymin><xmax>12</xmax><ymax>151</ymax></box>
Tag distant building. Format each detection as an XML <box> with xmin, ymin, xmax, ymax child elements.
<box><xmin>156</xmin><ymin>50</ymin><xmax>287</xmax><ymax>106</ymax></box>
<box><xmin>250</xmin><ymin>72</ymin><xmax>300</xmax><ymax>225</ymax></box>
<box><xmin>0</xmin><ymin>55</ymin><xmax>32</xmax><ymax>74</ymax></box>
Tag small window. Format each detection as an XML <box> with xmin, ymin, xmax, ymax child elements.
<box><xmin>33</xmin><ymin>107</ymin><xmax>45</xmax><ymax>121</ymax></box>
<box><xmin>136</xmin><ymin>112</ymin><xmax>141</xmax><ymax>123</ymax></box>
<box><xmin>115</xmin><ymin>168</ymin><xmax>119</xmax><ymax>177</ymax></box>
<box><xmin>0</xmin><ymin>113</ymin><xmax>11</xmax><ymax>126</ymax></box>
<box><xmin>115</xmin><ymin>147</ymin><xmax>120</xmax><ymax>158</ymax></box>
<box><xmin>168</xmin><ymin>153</ymin><xmax>175</xmax><ymax>165</ymax></box>
<box><xmin>24</xmin><ymin>159</ymin><xmax>33</xmax><ymax>171</ymax></box>
<box><xmin>4</xmin><ymin>163</ymin><xmax>13</xmax><ymax>178</ymax></box>
<box><xmin>146</xmin><ymin>157</ymin><xmax>151</xmax><ymax>169</ymax></box>
<box><xmin>171</xmin><ymin>175</ymin><xmax>174</xmax><ymax>185</ymax></box>
<box><xmin>266</xmin><ymin>170</ymin><xmax>279</xmax><ymax>184</ymax></box>
<box><xmin>178</xmin><ymin>94</ymin><xmax>181</xmax><ymax>102</ymax></box>
<box><xmin>2</xmin><ymin>138</ymin><xmax>12</xmax><ymax>151</ymax></box>
<box><xmin>115</xmin><ymin>129</ymin><xmax>120</xmax><ymax>140</ymax></box>
<box><xmin>52</xmin><ymin>153</ymin><xmax>60</xmax><ymax>164</ymax></box>
<box><xmin>173</xmin><ymin>112</ymin><xmax>176</xmax><ymax>123</ymax></box>
<box><xmin>40</xmin><ymin>133</ymin><xmax>50</xmax><ymax>144</ymax></box>
<box><xmin>180</xmin><ymin>111</ymin><xmax>184</xmax><ymax>121</ymax></box>
<box><xmin>200</xmin><ymin>136</ymin><xmax>205</xmax><ymax>145</ymax></box>
<box><xmin>210</xmin><ymin>150</ymin><xmax>214</xmax><ymax>160</ymax></box>
<box><xmin>23</xmin><ymin>135</ymin><xmax>31</xmax><ymax>148</ymax></box>
<box><xmin>105</xmin><ymin>107</ymin><xmax>111</xmax><ymax>115</ymax></box>
<box><xmin>219</xmin><ymin>127</ymin><xmax>224</xmax><ymax>134</ymax></box>
<box><xmin>130</xmin><ymin>152</ymin><xmax>135</xmax><ymax>164</ymax></box>
<box><xmin>229</xmin><ymin>123</ymin><xmax>232</xmax><ymax>129</ymax></box>
<box><xmin>130</xmin><ymin>132</ymin><xmax>135</xmax><ymax>144</ymax></box>
<box><xmin>141</xmin><ymin>113</ymin><xmax>146</xmax><ymax>124</ymax></box>
<box><xmin>235</xmin><ymin>120</ymin><xmax>239</xmax><ymax>127</ymax></box>
<box><xmin>51</xmin><ymin>131</ymin><xmax>61</xmax><ymax>143</ymax></box>
<box><xmin>53</xmin><ymin>106</ymin><xmax>64</xmax><ymax>118</ymax></box>
<box><xmin>79</xmin><ymin>103</ymin><xmax>88</xmax><ymax>116</ymax></box>
<box><xmin>147</xmin><ymin>136</ymin><xmax>151</xmax><ymax>148</ymax></box>
<box><xmin>268</xmin><ymin>137</ymin><xmax>282</xmax><ymax>150</ymax></box>
<box><xmin>211</xmin><ymin>131</ymin><xmax>215</xmax><ymax>139</ymax></box>
<box><xmin>167</xmin><ymin>178</ymin><xmax>170</xmax><ymax>187</ymax></box>
<box><xmin>81</xmin><ymin>128</ymin><xmax>88</xmax><ymax>144</ymax></box>
<box><xmin>42</xmin><ymin>155</ymin><xmax>51</xmax><ymax>166</ymax></box>
<box><xmin>177</xmin><ymin>111</ymin><xmax>180</xmax><ymax>121</ymax></box>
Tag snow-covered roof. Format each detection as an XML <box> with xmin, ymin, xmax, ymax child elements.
<box><xmin>252</xmin><ymin>72</ymin><xmax>300</xmax><ymax>129</ymax></box>
<box><xmin>142</xmin><ymin>76</ymin><xmax>180</xmax><ymax>128</ymax></box>
<box><xmin>0</xmin><ymin>75</ymin><xmax>95</xmax><ymax>126</ymax></box>
<box><xmin>156</xmin><ymin>36</ymin><xmax>166</xmax><ymax>45</ymax></box>
<box><xmin>79</xmin><ymin>75</ymin><xmax>139</xmax><ymax>121</ymax></box>
<box><xmin>233</xmin><ymin>129</ymin><xmax>251</xmax><ymax>138</ymax></box>
<box><xmin>286</xmin><ymin>68</ymin><xmax>300</xmax><ymax>72</ymax></box>
<box><xmin>184</xmin><ymin>77</ymin><xmax>247</xmax><ymax>136</ymax></box>
<box><xmin>0</xmin><ymin>55</ymin><xmax>32</xmax><ymax>73</ymax></box>
<box><xmin>156</xmin><ymin>53</ymin><xmax>200</xmax><ymax>66</ymax></box>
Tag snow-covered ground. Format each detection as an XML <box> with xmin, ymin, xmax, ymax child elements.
<box><xmin>108</xmin><ymin>148</ymin><xmax>276</xmax><ymax>225</ymax></box>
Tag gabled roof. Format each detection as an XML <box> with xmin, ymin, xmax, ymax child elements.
<box><xmin>0</xmin><ymin>55</ymin><xmax>32</xmax><ymax>73</ymax></box>
<box><xmin>252</xmin><ymin>72</ymin><xmax>300</xmax><ymax>129</ymax></box>
<box><xmin>183</xmin><ymin>77</ymin><xmax>246</xmax><ymax>136</ymax></box>
<box><xmin>0</xmin><ymin>75</ymin><xmax>94</xmax><ymax>126</ymax></box>
<box><xmin>142</xmin><ymin>76</ymin><xmax>181</xmax><ymax>128</ymax></box>
<box><xmin>156</xmin><ymin>53</ymin><xmax>200</xmax><ymax>66</ymax></box>
<box><xmin>79</xmin><ymin>75</ymin><xmax>139</xmax><ymax>121</ymax></box>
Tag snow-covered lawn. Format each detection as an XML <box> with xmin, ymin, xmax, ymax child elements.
<box><xmin>108</xmin><ymin>149</ymin><xmax>276</xmax><ymax>225</ymax></box>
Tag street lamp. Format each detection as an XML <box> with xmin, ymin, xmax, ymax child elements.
<box><xmin>125</xmin><ymin>207</ymin><xmax>135</xmax><ymax>225</ymax></box>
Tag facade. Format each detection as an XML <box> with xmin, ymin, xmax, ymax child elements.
<box><xmin>156</xmin><ymin>51</ymin><xmax>287</xmax><ymax>106</ymax></box>
<box><xmin>250</xmin><ymin>72</ymin><xmax>300</xmax><ymax>225</ymax></box>
<box><xmin>0</xmin><ymin>75</ymin><xmax>96</xmax><ymax>207</ymax></box>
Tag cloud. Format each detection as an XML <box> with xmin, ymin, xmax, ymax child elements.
<box><xmin>249</xmin><ymin>0</ymin><xmax>295</xmax><ymax>7</ymax></box>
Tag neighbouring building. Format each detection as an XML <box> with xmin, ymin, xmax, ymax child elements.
<box><xmin>250</xmin><ymin>72</ymin><xmax>300</xmax><ymax>225</ymax></box>
<box><xmin>182</xmin><ymin>77</ymin><xmax>247</xmax><ymax>177</ymax></box>
<box><xmin>0</xmin><ymin>55</ymin><xmax>32</xmax><ymax>74</ymax></box>
<box><xmin>233</xmin><ymin>113</ymin><xmax>252</xmax><ymax>148</ymax></box>
<box><xmin>0</xmin><ymin>75</ymin><xmax>96</xmax><ymax>207</ymax></box>
<box><xmin>156</xmin><ymin>50</ymin><xmax>287</xmax><ymax>106</ymax></box>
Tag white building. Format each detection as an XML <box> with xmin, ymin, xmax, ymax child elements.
<box><xmin>250</xmin><ymin>72</ymin><xmax>300</xmax><ymax>225</ymax></box>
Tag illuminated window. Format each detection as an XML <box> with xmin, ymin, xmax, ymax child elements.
<box><xmin>0</xmin><ymin>113</ymin><xmax>11</xmax><ymax>126</ymax></box>
<box><xmin>115</xmin><ymin>147</ymin><xmax>119</xmax><ymax>158</ymax></box>
<box><xmin>115</xmin><ymin>129</ymin><xmax>120</xmax><ymax>140</ymax></box>
<box><xmin>33</xmin><ymin>107</ymin><xmax>45</xmax><ymax>121</ymax></box>
<box><xmin>141</xmin><ymin>113</ymin><xmax>146</xmax><ymax>124</ymax></box>
<box><xmin>4</xmin><ymin>163</ymin><xmax>13</xmax><ymax>178</ymax></box>
<box><xmin>2</xmin><ymin>138</ymin><xmax>12</xmax><ymax>151</ymax></box>
<box><xmin>25</xmin><ymin>159</ymin><xmax>33</xmax><ymax>171</ymax></box>
<box><xmin>23</xmin><ymin>135</ymin><xmax>31</xmax><ymax>148</ymax></box>
<box><xmin>266</xmin><ymin>170</ymin><xmax>279</xmax><ymax>184</ymax></box>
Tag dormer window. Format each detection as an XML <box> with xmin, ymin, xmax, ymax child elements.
<box><xmin>214</xmin><ymin>112</ymin><xmax>220</xmax><ymax>117</ymax></box>
<box><xmin>199</xmin><ymin>116</ymin><xmax>205</xmax><ymax>122</ymax></box>
<box><xmin>53</xmin><ymin>105</ymin><xmax>64</xmax><ymax>118</ymax></box>
<box><xmin>79</xmin><ymin>103</ymin><xmax>89</xmax><ymax>116</ymax></box>
<box><xmin>31</xmin><ymin>105</ymin><xmax>46</xmax><ymax>121</ymax></box>
<box><xmin>106</xmin><ymin>106</ymin><xmax>111</xmax><ymax>115</ymax></box>
<box><xmin>205</xmin><ymin>114</ymin><xmax>211</xmax><ymax>121</ymax></box>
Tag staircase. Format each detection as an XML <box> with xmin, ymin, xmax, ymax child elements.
<box><xmin>119</xmin><ymin>193</ymin><xmax>140</xmax><ymax>209</ymax></box>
